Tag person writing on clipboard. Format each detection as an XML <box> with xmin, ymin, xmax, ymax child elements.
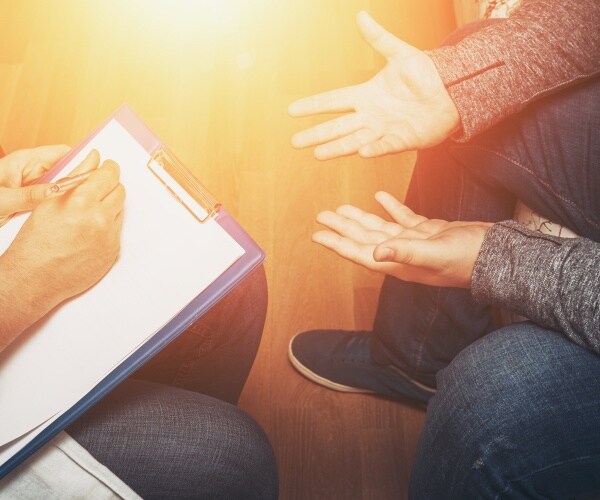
<box><xmin>0</xmin><ymin>146</ymin><xmax>277</xmax><ymax>499</ymax></box>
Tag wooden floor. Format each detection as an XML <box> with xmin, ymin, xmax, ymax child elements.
<box><xmin>0</xmin><ymin>1</ymin><xmax>456</xmax><ymax>498</ymax></box>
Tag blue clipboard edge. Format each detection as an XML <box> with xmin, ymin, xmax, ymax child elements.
<box><xmin>0</xmin><ymin>212</ymin><xmax>264</xmax><ymax>480</ymax></box>
<box><xmin>0</xmin><ymin>106</ymin><xmax>265</xmax><ymax>479</ymax></box>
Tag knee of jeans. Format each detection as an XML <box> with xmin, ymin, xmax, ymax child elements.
<box><xmin>414</xmin><ymin>328</ymin><xmax>536</xmax><ymax>495</ymax></box>
<box><xmin>437</xmin><ymin>321</ymin><xmax>563</xmax><ymax>391</ymax></box>
<box><xmin>200</xmin><ymin>403</ymin><xmax>279</xmax><ymax>499</ymax></box>
<box><xmin>427</xmin><ymin>326</ymin><xmax>555</xmax><ymax>471</ymax></box>
<box><xmin>430</xmin><ymin>330</ymin><xmax>521</xmax><ymax>444</ymax></box>
<box><xmin>434</xmin><ymin>323</ymin><xmax>547</xmax><ymax>421</ymax></box>
<box><xmin>415</xmin><ymin>324</ymin><xmax>600</xmax><ymax>498</ymax></box>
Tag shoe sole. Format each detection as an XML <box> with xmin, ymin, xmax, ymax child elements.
<box><xmin>288</xmin><ymin>335</ymin><xmax>437</xmax><ymax>396</ymax></box>
<box><xmin>288</xmin><ymin>338</ymin><xmax>375</xmax><ymax>394</ymax></box>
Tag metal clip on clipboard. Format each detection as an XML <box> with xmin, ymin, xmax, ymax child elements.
<box><xmin>147</xmin><ymin>148</ymin><xmax>221</xmax><ymax>223</ymax></box>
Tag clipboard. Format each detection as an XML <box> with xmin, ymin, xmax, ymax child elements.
<box><xmin>0</xmin><ymin>104</ymin><xmax>264</xmax><ymax>479</ymax></box>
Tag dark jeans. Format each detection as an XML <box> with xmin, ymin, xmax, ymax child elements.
<box><xmin>68</xmin><ymin>266</ymin><xmax>279</xmax><ymax>500</ymax></box>
<box><xmin>410</xmin><ymin>323</ymin><xmax>600</xmax><ymax>498</ymax></box>
<box><xmin>371</xmin><ymin>52</ymin><xmax>600</xmax><ymax>498</ymax></box>
<box><xmin>371</xmin><ymin>75</ymin><xmax>600</xmax><ymax>390</ymax></box>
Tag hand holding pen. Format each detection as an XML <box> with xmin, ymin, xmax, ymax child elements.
<box><xmin>1</xmin><ymin>148</ymin><xmax>125</xmax><ymax>335</ymax></box>
<box><xmin>0</xmin><ymin>148</ymin><xmax>98</xmax><ymax>227</ymax></box>
<box><xmin>47</xmin><ymin>171</ymin><xmax>93</xmax><ymax>195</ymax></box>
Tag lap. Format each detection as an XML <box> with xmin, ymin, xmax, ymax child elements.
<box><xmin>66</xmin><ymin>266</ymin><xmax>274</xmax><ymax>498</ymax></box>
<box><xmin>410</xmin><ymin>323</ymin><xmax>600</xmax><ymax>499</ymax></box>
<box><xmin>133</xmin><ymin>264</ymin><xmax>268</xmax><ymax>404</ymax></box>
<box><xmin>409</xmin><ymin>77</ymin><xmax>600</xmax><ymax>237</ymax></box>
<box><xmin>68</xmin><ymin>379</ymin><xmax>278</xmax><ymax>500</ymax></box>
<box><xmin>377</xmin><ymin>78</ymin><xmax>600</xmax><ymax>385</ymax></box>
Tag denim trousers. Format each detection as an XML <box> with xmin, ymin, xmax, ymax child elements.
<box><xmin>67</xmin><ymin>266</ymin><xmax>279</xmax><ymax>500</ymax></box>
<box><xmin>371</xmin><ymin>53</ymin><xmax>600</xmax><ymax>395</ymax></box>
<box><xmin>369</xmin><ymin>60</ymin><xmax>600</xmax><ymax>496</ymax></box>
<box><xmin>410</xmin><ymin>323</ymin><xmax>600</xmax><ymax>499</ymax></box>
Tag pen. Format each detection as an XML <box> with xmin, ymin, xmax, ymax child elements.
<box><xmin>47</xmin><ymin>171</ymin><xmax>92</xmax><ymax>195</ymax></box>
<box><xmin>0</xmin><ymin>172</ymin><xmax>93</xmax><ymax>229</ymax></box>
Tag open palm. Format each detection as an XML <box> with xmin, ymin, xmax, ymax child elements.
<box><xmin>289</xmin><ymin>11</ymin><xmax>460</xmax><ymax>160</ymax></box>
<box><xmin>313</xmin><ymin>191</ymin><xmax>492</xmax><ymax>288</ymax></box>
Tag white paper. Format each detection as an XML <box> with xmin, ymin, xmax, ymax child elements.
<box><xmin>0</xmin><ymin>119</ymin><xmax>245</xmax><ymax>448</ymax></box>
<box><xmin>0</xmin><ymin>413</ymin><xmax>61</xmax><ymax>466</ymax></box>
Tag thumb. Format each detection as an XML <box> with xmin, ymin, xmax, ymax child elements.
<box><xmin>0</xmin><ymin>183</ymin><xmax>53</xmax><ymax>216</ymax></box>
<box><xmin>357</xmin><ymin>11</ymin><xmax>415</xmax><ymax>60</ymax></box>
<box><xmin>373</xmin><ymin>238</ymin><xmax>443</xmax><ymax>268</ymax></box>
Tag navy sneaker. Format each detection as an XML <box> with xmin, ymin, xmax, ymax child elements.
<box><xmin>289</xmin><ymin>330</ymin><xmax>436</xmax><ymax>407</ymax></box>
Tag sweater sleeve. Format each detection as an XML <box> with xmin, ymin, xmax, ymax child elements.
<box><xmin>428</xmin><ymin>0</ymin><xmax>600</xmax><ymax>141</ymax></box>
<box><xmin>471</xmin><ymin>220</ymin><xmax>600</xmax><ymax>355</ymax></box>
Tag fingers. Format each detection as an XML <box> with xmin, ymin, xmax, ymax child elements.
<box><xmin>74</xmin><ymin>159</ymin><xmax>120</xmax><ymax>201</ymax></box>
<box><xmin>312</xmin><ymin>230</ymin><xmax>381</xmax><ymax>270</ymax></box>
<box><xmin>0</xmin><ymin>148</ymin><xmax>96</xmax><ymax>216</ymax></box>
<box><xmin>375</xmin><ymin>191</ymin><xmax>427</xmax><ymax>227</ymax></box>
<box><xmin>26</xmin><ymin>144</ymin><xmax>71</xmax><ymax>168</ymax></box>
<box><xmin>68</xmin><ymin>149</ymin><xmax>101</xmax><ymax>177</ymax></box>
<box><xmin>0</xmin><ymin>144</ymin><xmax>70</xmax><ymax>186</ymax></box>
<box><xmin>335</xmin><ymin>204</ymin><xmax>400</xmax><ymax>236</ymax></box>
<box><xmin>288</xmin><ymin>86</ymin><xmax>358</xmax><ymax>117</ymax></box>
<box><xmin>318</xmin><ymin>194</ymin><xmax>436</xmax><ymax>240</ymax></box>
<box><xmin>102</xmin><ymin>183</ymin><xmax>126</xmax><ymax>219</ymax></box>
<box><xmin>314</xmin><ymin>128</ymin><xmax>380</xmax><ymax>160</ymax></box>
<box><xmin>317</xmin><ymin>209</ymin><xmax>392</xmax><ymax>245</ymax></box>
<box><xmin>0</xmin><ymin>150</ymin><xmax>122</xmax><ymax>226</ymax></box>
<box><xmin>358</xmin><ymin>133</ymin><xmax>409</xmax><ymax>157</ymax></box>
<box><xmin>291</xmin><ymin>114</ymin><xmax>363</xmax><ymax>149</ymax></box>
<box><xmin>373</xmin><ymin>237</ymin><xmax>444</xmax><ymax>268</ymax></box>
<box><xmin>0</xmin><ymin>184</ymin><xmax>55</xmax><ymax>216</ymax></box>
<box><xmin>20</xmin><ymin>144</ymin><xmax>71</xmax><ymax>184</ymax></box>
<box><xmin>356</xmin><ymin>11</ymin><xmax>414</xmax><ymax>60</ymax></box>
<box><xmin>27</xmin><ymin>144</ymin><xmax>71</xmax><ymax>163</ymax></box>
<box><xmin>114</xmin><ymin>209</ymin><xmax>125</xmax><ymax>239</ymax></box>
<box><xmin>5</xmin><ymin>144</ymin><xmax>70</xmax><ymax>185</ymax></box>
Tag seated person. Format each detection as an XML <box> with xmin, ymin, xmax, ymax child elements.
<box><xmin>288</xmin><ymin>3</ymin><xmax>600</xmax><ymax>497</ymax></box>
<box><xmin>0</xmin><ymin>146</ymin><xmax>278</xmax><ymax>499</ymax></box>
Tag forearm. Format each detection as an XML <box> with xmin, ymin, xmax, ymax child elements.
<box><xmin>0</xmin><ymin>252</ymin><xmax>56</xmax><ymax>352</ymax></box>
<box><xmin>471</xmin><ymin>220</ymin><xmax>600</xmax><ymax>355</ymax></box>
<box><xmin>428</xmin><ymin>0</ymin><xmax>600</xmax><ymax>140</ymax></box>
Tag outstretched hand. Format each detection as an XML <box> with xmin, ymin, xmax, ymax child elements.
<box><xmin>289</xmin><ymin>11</ymin><xmax>460</xmax><ymax>160</ymax></box>
<box><xmin>313</xmin><ymin>192</ymin><xmax>491</xmax><ymax>288</ymax></box>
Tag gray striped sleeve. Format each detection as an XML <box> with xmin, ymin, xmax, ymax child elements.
<box><xmin>428</xmin><ymin>0</ymin><xmax>600</xmax><ymax>141</ymax></box>
<box><xmin>472</xmin><ymin>220</ymin><xmax>600</xmax><ymax>354</ymax></box>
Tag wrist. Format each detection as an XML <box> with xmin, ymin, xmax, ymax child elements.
<box><xmin>423</xmin><ymin>52</ymin><xmax>462</xmax><ymax>143</ymax></box>
<box><xmin>0</xmin><ymin>251</ymin><xmax>58</xmax><ymax>350</ymax></box>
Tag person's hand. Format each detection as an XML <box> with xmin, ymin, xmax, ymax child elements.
<box><xmin>0</xmin><ymin>144</ymin><xmax>70</xmax><ymax>217</ymax></box>
<box><xmin>313</xmin><ymin>191</ymin><xmax>491</xmax><ymax>288</ymax></box>
<box><xmin>2</xmin><ymin>149</ymin><xmax>126</xmax><ymax>319</ymax></box>
<box><xmin>289</xmin><ymin>11</ymin><xmax>460</xmax><ymax>160</ymax></box>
